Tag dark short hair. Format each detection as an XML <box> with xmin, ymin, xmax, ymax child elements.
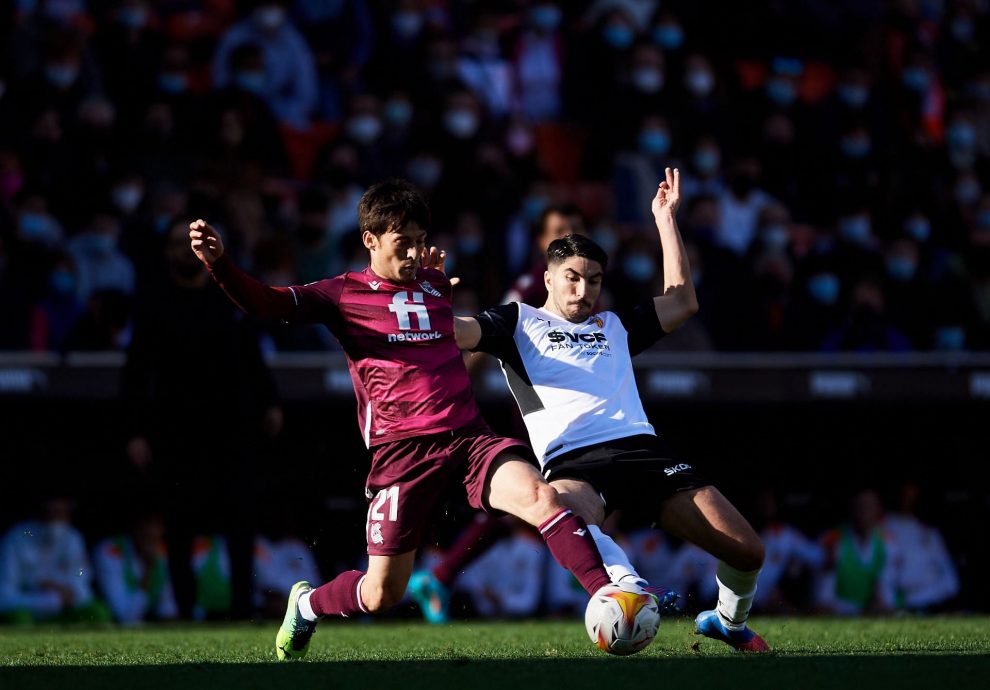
<box><xmin>547</xmin><ymin>233</ymin><xmax>608</xmax><ymax>271</ymax></box>
<box><xmin>358</xmin><ymin>178</ymin><xmax>431</xmax><ymax>237</ymax></box>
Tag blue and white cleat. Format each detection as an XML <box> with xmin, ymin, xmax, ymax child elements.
<box><xmin>642</xmin><ymin>585</ymin><xmax>682</xmax><ymax>615</ymax></box>
<box><xmin>406</xmin><ymin>570</ymin><xmax>450</xmax><ymax>624</ymax></box>
<box><xmin>694</xmin><ymin>610</ymin><xmax>771</xmax><ymax>653</ymax></box>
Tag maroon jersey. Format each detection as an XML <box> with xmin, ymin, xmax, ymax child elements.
<box><xmin>210</xmin><ymin>256</ymin><xmax>482</xmax><ymax>446</ymax></box>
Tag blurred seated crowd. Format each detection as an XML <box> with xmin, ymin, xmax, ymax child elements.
<box><xmin>0</xmin><ymin>0</ymin><xmax>988</xmax><ymax>353</ymax></box>
<box><xmin>0</xmin><ymin>480</ymin><xmax>963</xmax><ymax>624</ymax></box>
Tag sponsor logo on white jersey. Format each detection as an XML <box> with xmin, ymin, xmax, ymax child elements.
<box><xmin>663</xmin><ymin>463</ymin><xmax>692</xmax><ymax>476</ymax></box>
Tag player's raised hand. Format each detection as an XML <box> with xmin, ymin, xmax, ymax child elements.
<box><xmin>189</xmin><ymin>218</ymin><xmax>225</xmax><ymax>266</ymax></box>
<box><xmin>423</xmin><ymin>245</ymin><xmax>461</xmax><ymax>286</ymax></box>
<box><xmin>652</xmin><ymin>167</ymin><xmax>681</xmax><ymax>218</ymax></box>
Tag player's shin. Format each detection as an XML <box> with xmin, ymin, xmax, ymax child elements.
<box><xmin>539</xmin><ymin>509</ymin><xmax>612</xmax><ymax>595</ymax></box>
<box><xmin>305</xmin><ymin>570</ymin><xmax>368</xmax><ymax>618</ymax></box>
<box><xmin>714</xmin><ymin>562</ymin><xmax>760</xmax><ymax>630</ymax></box>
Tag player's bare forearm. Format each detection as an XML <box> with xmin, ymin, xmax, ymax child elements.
<box><xmin>454</xmin><ymin>316</ymin><xmax>482</xmax><ymax>351</ymax></box>
<box><xmin>653</xmin><ymin>205</ymin><xmax>699</xmax><ymax>333</ymax></box>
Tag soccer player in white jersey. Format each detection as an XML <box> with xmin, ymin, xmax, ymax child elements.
<box><xmin>453</xmin><ymin>167</ymin><xmax>770</xmax><ymax>651</ymax></box>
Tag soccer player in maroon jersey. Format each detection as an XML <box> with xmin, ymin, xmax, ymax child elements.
<box><xmin>188</xmin><ymin>179</ymin><xmax>613</xmax><ymax>660</ymax></box>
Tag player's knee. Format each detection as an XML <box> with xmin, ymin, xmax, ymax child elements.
<box><xmin>532</xmin><ymin>481</ymin><xmax>561</xmax><ymax>513</ymax></box>
<box><xmin>736</xmin><ymin>536</ymin><xmax>765</xmax><ymax>573</ymax></box>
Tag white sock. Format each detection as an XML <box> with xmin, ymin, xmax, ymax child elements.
<box><xmin>297</xmin><ymin>590</ymin><xmax>318</xmax><ymax>622</ymax></box>
<box><xmin>715</xmin><ymin>562</ymin><xmax>760</xmax><ymax>630</ymax></box>
<box><xmin>588</xmin><ymin>524</ymin><xmax>646</xmax><ymax>587</ymax></box>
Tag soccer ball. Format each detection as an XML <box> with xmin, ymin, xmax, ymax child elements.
<box><xmin>585</xmin><ymin>583</ymin><xmax>660</xmax><ymax>656</ymax></box>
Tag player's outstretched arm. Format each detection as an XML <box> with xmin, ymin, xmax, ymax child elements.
<box><xmin>188</xmin><ymin>219</ymin><xmax>296</xmax><ymax>319</ymax></box>
<box><xmin>454</xmin><ymin>316</ymin><xmax>482</xmax><ymax>351</ymax></box>
<box><xmin>651</xmin><ymin>167</ymin><xmax>699</xmax><ymax>333</ymax></box>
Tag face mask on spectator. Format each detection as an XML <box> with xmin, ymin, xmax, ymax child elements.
<box><xmin>765</xmin><ymin>78</ymin><xmax>796</xmax><ymax>106</ymax></box>
<box><xmin>158</xmin><ymin>72</ymin><xmax>188</xmax><ymax>94</ymax></box>
<box><xmin>685</xmin><ymin>69</ymin><xmax>714</xmax><ymax>97</ymax></box>
<box><xmin>346</xmin><ymin>115</ymin><xmax>383</xmax><ymax>144</ymax></box>
<box><xmin>444</xmin><ymin>109</ymin><xmax>479</xmax><ymax>138</ymax></box>
<box><xmin>840</xmin><ymin>135</ymin><xmax>872</xmax><ymax>159</ymax></box>
<box><xmin>652</xmin><ymin>24</ymin><xmax>684</xmax><ymax>50</ymax></box>
<box><xmin>506</xmin><ymin>127</ymin><xmax>534</xmax><ymax>156</ymax></box>
<box><xmin>950</xmin><ymin>17</ymin><xmax>974</xmax><ymax>42</ymax></box>
<box><xmin>761</xmin><ymin>224</ymin><xmax>790</xmax><ymax>251</ymax></box>
<box><xmin>391</xmin><ymin>11</ymin><xmax>423</xmax><ymax>39</ymax></box>
<box><xmin>19</xmin><ymin>212</ymin><xmax>61</xmax><ymax>244</ymax></box>
<box><xmin>522</xmin><ymin>195</ymin><xmax>549</xmax><ymax>220</ymax></box>
<box><xmin>693</xmin><ymin>148</ymin><xmax>720</xmax><ymax>175</ymax></box>
<box><xmin>886</xmin><ymin>255</ymin><xmax>917</xmax><ymax>281</ymax></box>
<box><xmin>807</xmin><ymin>273</ymin><xmax>839</xmax><ymax>305</ymax></box>
<box><xmin>118</xmin><ymin>5</ymin><xmax>149</xmax><ymax>29</ymax></box>
<box><xmin>235</xmin><ymin>71</ymin><xmax>266</xmax><ymax>95</ymax></box>
<box><xmin>50</xmin><ymin>269</ymin><xmax>76</xmax><ymax>295</ymax></box>
<box><xmin>255</xmin><ymin>5</ymin><xmax>286</xmax><ymax>31</ymax></box>
<box><xmin>44</xmin><ymin>63</ymin><xmax>80</xmax><ymax>89</ymax></box>
<box><xmin>901</xmin><ymin>67</ymin><xmax>930</xmax><ymax>92</ymax></box>
<box><xmin>602</xmin><ymin>24</ymin><xmax>634</xmax><ymax>50</ymax></box>
<box><xmin>530</xmin><ymin>5</ymin><xmax>561</xmax><ymax>31</ymax></box>
<box><xmin>904</xmin><ymin>216</ymin><xmax>931</xmax><ymax>242</ymax></box>
<box><xmin>638</xmin><ymin>128</ymin><xmax>670</xmax><ymax>156</ymax></box>
<box><xmin>837</xmin><ymin>83</ymin><xmax>869</xmax><ymax>108</ymax></box>
<box><xmin>935</xmin><ymin>325</ymin><xmax>965</xmax><ymax>350</ymax></box>
<box><xmin>592</xmin><ymin>226</ymin><xmax>619</xmax><ymax>255</ymax></box>
<box><xmin>946</xmin><ymin>123</ymin><xmax>976</xmax><ymax>151</ymax></box>
<box><xmin>384</xmin><ymin>100</ymin><xmax>413</xmax><ymax>128</ymax></box>
<box><xmin>623</xmin><ymin>253</ymin><xmax>656</xmax><ymax>281</ymax></box>
<box><xmin>458</xmin><ymin>235</ymin><xmax>483</xmax><ymax>256</ymax></box>
<box><xmin>632</xmin><ymin>68</ymin><xmax>664</xmax><ymax>94</ymax></box>
<box><xmin>112</xmin><ymin>184</ymin><xmax>143</xmax><ymax>214</ymax></box>
<box><xmin>83</xmin><ymin>233</ymin><xmax>117</xmax><ymax>256</ymax></box>
<box><xmin>407</xmin><ymin>158</ymin><xmax>442</xmax><ymax>188</ymax></box>
<box><xmin>839</xmin><ymin>216</ymin><xmax>872</xmax><ymax>245</ymax></box>
<box><xmin>955</xmin><ymin>179</ymin><xmax>981</xmax><ymax>205</ymax></box>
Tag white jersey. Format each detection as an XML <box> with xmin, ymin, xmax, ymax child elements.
<box><xmin>473</xmin><ymin>301</ymin><xmax>665</xmax><ymax>466</ymax></box>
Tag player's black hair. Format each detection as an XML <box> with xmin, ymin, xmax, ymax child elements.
<box><xmin>358</xmin><ymin>178</ymin><xmax>431</xmax><ymax>237</ymax></box>
<box><xmin>547</xmin><ymin>233</ymin><xmax>608</xmax><ymax>271</ymax></box>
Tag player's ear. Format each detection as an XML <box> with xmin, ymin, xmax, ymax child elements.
<box><xmin>544</xmin><ymin>268</ymin><xmax>553</xmax><ymax>292</ymax></box>
<box><xmin>362</xmin><ymin>230</ymin><xmax>377</xmax><ymax>251</ymax></box>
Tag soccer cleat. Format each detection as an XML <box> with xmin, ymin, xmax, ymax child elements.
<box><xmin>694</xmin><ymin>609</ymin><xmax>771</xmax><ymax>653</ymax></box>
<box><xmin>406</xmin><ymin>570</ymin><xmax>450</xmax><ymax>624</ymax></box>
<box><xmin>275</xmin><ymin>581</ymin><xmax>318</xmax><ymax>661</ymax></box>
<box><xmin>642</xmin><ymin>585</ymin><xmax>681</xmax><ymax>615</ymax></box>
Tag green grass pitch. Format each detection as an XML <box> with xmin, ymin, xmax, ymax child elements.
<box><xmin>1</xmin><ymin>616</ymin><xmax>988</xmax><ymax>690</ymax></box>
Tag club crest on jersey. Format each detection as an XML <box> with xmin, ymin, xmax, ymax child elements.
<box><xmin>418</xmin><ymin>281</ymin><xmax>442</xmax><ymax>297</ymax></box>
<box><xmin>369</xmin><ymin>280</ymin><xmax>382</xmax><ymax>290</ymax></box>
<box><xmin>590</xmin><ymin>316</ymin><xmax>604</xmax><ymax>328</ymax></box>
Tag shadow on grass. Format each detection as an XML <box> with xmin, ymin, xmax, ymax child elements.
<box><xmin>3</xmin><ymin>655</ymin><xmax>989</xmax><ymax>690</ymax></box>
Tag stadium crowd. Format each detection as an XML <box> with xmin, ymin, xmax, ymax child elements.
<box><xmin>0</xmin><ymin>1</ymin><xmax>983</xmax><ymax>623</ymax></box>
<box><xmin>0</xmin><ymin>0</ymin><xmax>988</xmax><ymax>352</ymax></box>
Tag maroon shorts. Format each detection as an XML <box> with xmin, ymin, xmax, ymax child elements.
<box><xmin>363</xmin><ymin>421</ymin><xmax>534</xmax><ymax>555</ymax></box>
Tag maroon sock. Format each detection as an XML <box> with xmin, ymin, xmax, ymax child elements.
<box><xmin>432</xmin><ymin>514</ymin><xmax>511</xmax><ymax>587</ymax></box>
<box><xmin>307</xmin><ymin>570</ymin><xmax>367</xmax><ymax>618</ymax></box>
<box><xmin>539</xmin><ymin>509</ymin><xmax>611</xmax><ymax>595</ymax></box>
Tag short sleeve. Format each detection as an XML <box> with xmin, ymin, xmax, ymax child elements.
<box><xmin>472</xmin><ymin>303</ymin><xmax>520</xmax><ymax>360</ymax></box>
<box><xmin>614</xmin><ymin>299</ymin><xmax>666</xmax><ymax>356</ymax></box>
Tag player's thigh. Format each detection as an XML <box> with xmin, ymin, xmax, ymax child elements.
<box><xmin>484</xmin><ymin>453</ymin><xmax>560</xmax><ymax>526</ymax></box>
<box><xmin>550</xmin><ymin>478</ymin><xmax>605</xmax><ymax>525</ymax></box>
<box><xmin>363</xmin><ymin>550</ymin><xmax>417</xmax><ymax>611</ymax></box>
<box><xmin>659</xmin><ymin>486</ymin><xmax>764</xmax><ymax>571</ymax></box>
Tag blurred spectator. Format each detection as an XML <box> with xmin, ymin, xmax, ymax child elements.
<box><xmin>92</xmin><ymin>510</ymin><xmax>179</xmax><ymax>624</ymax></box>
<box><xmin>815</xmin><ymin>489</ymin><xmax>890</xmax><ymax>616</ymax></box>
<box><xmin>457</xmin><ymin>520</ymin><xmax>545</xmax><ymax>619</ymax></box>
<box><xmin>67</xmin><ymin>210</ymin><xmax>135</xmax><ymax>303</ymax></box>
<box><xmin>513</xmin><ymin>3</ymin><xmax>566</xmax><ymax>123</ymax></box>
<box><xmin>822</xmin><ymin>278</ymin><xmax>912</xmax><ymax>352</ymax></box>
<box><xmin>212</xmin><ymin>0</ymin><xmax>318</xmax><ymax>129</ymax></box>
<box><xmin>880</xmin><ymin>481</ymin><xmax>960</xmax><ymax>613</ymax></box>
<box><xmin>121</xmin><ymin>219</ymin><xmax>282</xmax><ymax>619</ymax></box>
<box><xmin>503</xmin><ymin>202</ymin><xmax>585</xmax><ymax>306</ymax></box>
<box><xmin>253</xmin><ymin>505</ymin><xmax>321</xmax><ymax>619</ymax></box>
<box><xmin>0</xmin><ymin>495</ymin><xmax>109</xmax><ymax>624</ymax></box>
